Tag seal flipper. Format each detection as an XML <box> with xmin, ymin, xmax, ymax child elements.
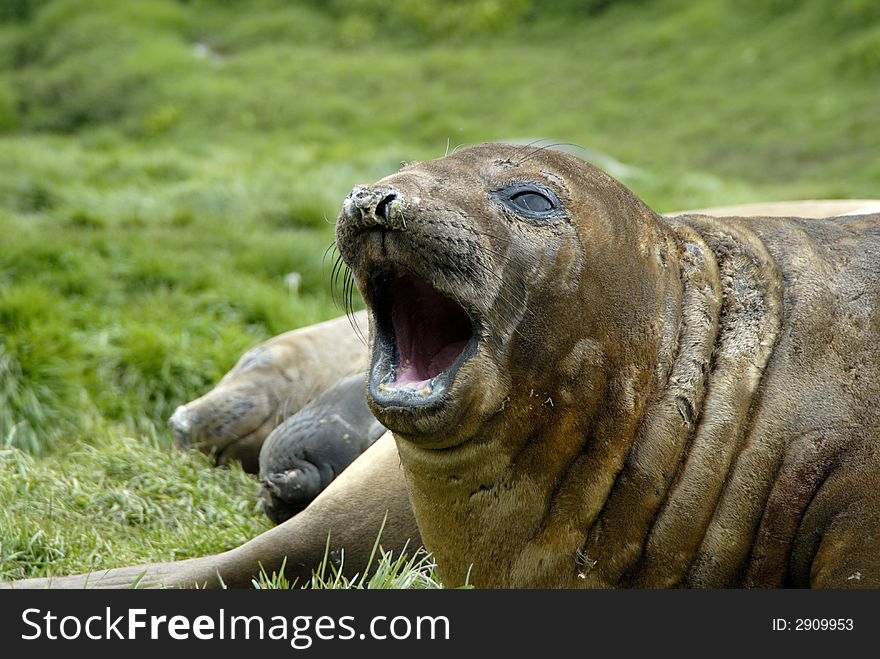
<box><xmin>261</xmin><ymin>460</ymin><xmax>325</xmax><ymax>525</ymax></box>
<box><xmin>259</xmin><ymin>374</ymin><xmax>386</xmax><ymax>524</ymax></box>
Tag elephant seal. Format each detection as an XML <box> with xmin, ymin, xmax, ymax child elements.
<box><xmin>334</xmin><ymin>143</ymin><xmax>880</xmax><ymax>588</ymax></box>
<box><xmin>168</xmin><ymin>312</ymin><xmax>368</xmax><ymax>473</ymax></box>
<box><xmin>259</xmin><ymin>373</ymin><xmax>386</xmax><ymax>525</ymax></box>
<box><xmin>6</xmin><ymin>147</ymin><xmax>879</xmax><ymax>588</ymax></box>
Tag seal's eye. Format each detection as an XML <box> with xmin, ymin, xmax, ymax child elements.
<box><xmin>491</xmin><ymin>183</ymin><xmax>563</xmax><ymax>223</ymax></box>
<box><xmin>509</xmin><ymin>191</ymin><xmax>553</xmax><ymax>213</ymax></box>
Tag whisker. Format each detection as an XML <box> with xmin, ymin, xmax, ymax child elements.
<box><xmin>445</xmin><ymin>214</ymin><xmax>516</xmax><ymax>245</ymax></box>
<box><xmin>514</xmin><ymin>141</ymin><xmax>586</xmax><ymax>166</ymax></box>
<box><xmin>330</xmin><ymin>253</ymin><xmax>345</xmax><ymax>306</ymax></box>
<box><xmin>468</xmin><ymin>242</ymin><xmax>512</xmax><ymax>260</ymax></box>
<box><xmin>343</xmin><ymin>268</ymin><xmax>368</xmax><ymax>346</ymax></box>
<box><xmin>463</xmin><ymin>227</ymin><xmax>515</xmax><ymax>245</ymax></box>
<box><xmin>329</xmin><ymin>251</ymin><xmax>368</xmax><ymax>346</ymax></box>
<box><xmin>513</xmin><ymin>142</ymin><xmax>557</xmax><ymax>166</ymax></box>
<box><xmin>508</xmin><ymin>139</ymin><xmax>546</xmax><ymax>162</ymax></box>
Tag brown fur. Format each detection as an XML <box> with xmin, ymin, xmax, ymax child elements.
<box><xmin>169</xmin><ymin>200</ymin><xmax>879</xmax><ymax>473</ymax></box>
<box><xmin>7</xmin><ymin>145</ymin><xmax>879</xmax><ymax>589</ymax></box>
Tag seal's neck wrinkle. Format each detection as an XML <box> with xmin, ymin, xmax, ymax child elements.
<box><xmin>576</xmin><ymin>221</ymin><xmax>724</xmax><ymax>587</ymax></box>
<box><xmin>625</xmin><ymin>215</ymin><xmax>784</xmax><ymax>587</ymax></box>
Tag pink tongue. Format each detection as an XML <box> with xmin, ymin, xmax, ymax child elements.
<box><xmin>390</xmin><ymin>272</ymin><xmax>471</xmax><ymax>387</ymax></box>
<box><xmin>395</xmin><ymin>341</ymin><xmax>469</xmax><ymax>386</ymax></box>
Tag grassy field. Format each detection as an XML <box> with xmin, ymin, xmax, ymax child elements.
<box><xmin>1</xmin><ymin>0</ymin><xmax>878</xmax><ymax>585</ymax></box>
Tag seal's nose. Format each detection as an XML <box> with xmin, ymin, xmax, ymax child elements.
<box><xmin>168</xmin><ymin>405</ymin><xmax>198</xmax><ymax>446</ymax></box>
<box><xmin>343</xmin><ymin>186</ymin><xmax>404</xmax><ymax>229</ymax></box>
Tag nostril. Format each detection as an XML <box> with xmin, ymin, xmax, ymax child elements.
<box><xmin>375</xmin><ymin>193</ymin><xmax>399</xmax><ymax>222</ymax></box>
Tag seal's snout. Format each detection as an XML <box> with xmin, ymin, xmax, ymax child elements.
<box><xmin>168</xmin><ymin>405</ymin><xmax>198</xmax><ymax>446</ymax></box>
<box><xmin>344</xmin><ymin>186</ymin><xmax>405</xmax><ymax>230</ymax></box>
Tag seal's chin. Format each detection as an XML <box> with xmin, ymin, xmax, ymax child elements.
<box><xmin>367</xmin><ymin>267</ymin><xmax>479</xmax><ymax>413</ymax></box>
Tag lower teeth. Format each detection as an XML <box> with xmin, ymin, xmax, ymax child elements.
<box><xmin>379</xmin><ymin>379</ymin><xmax>434</xmax><ymax>396</ymax></box>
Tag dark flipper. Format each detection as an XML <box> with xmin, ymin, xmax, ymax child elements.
<box><xmin>259</xmin><ymin>373</ymin><xmax>385</xmax><ymax>524</ymax></box>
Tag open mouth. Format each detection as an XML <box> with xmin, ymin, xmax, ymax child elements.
<box><xmin>369</xmin><ymin>267</ymin><xmax>478</xmax><ymax>408</ymax></box>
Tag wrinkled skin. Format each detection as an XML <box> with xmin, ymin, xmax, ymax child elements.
<box><xmin>168</xmin><ymin>313</ymin><xmax>369</xmax><ymax>473</ymax></box>
<box><xmin>259</xmin><ymin>373</ymin><xmax>386</xmax><ymax>525</ymax></box>
<box><xmin>6</xmin><ymin>146</ymin><xmax>879</xmax><ymax>589</ymax></box>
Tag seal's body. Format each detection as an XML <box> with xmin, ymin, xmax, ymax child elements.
<box><xmin>7</xmin><ymin>146</ymin><xmax>879</xmax><ymax>589</ymax></box>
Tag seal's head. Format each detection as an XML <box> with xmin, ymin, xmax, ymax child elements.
<box><xmin>168</xmin><ymin>374</ymin><xmax>277</xmax><ymax>473</ymax></box>
<box><xmin>336</xmin><ymin>143</ymin><xmax>689</xmax><ymax>587</ymax></box>
<box><xmin>336</xmin><ymin>143</ymin><xmax>671</xmax><ymax>452</ymax></box>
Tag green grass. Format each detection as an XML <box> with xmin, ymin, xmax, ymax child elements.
<box><xmin>252</xmin><ymin>544</ymin><xmax>445</xmax><ymax>590</ymax></box>
<box><xmin>0</xmin><ymin>434</ymin><xmax>270</xmax><ymax>582</ymax></box>
<box><xmin>0</xmin><ymin>0</ymin><xmax>878</xmax><ymax>586</ymax></box>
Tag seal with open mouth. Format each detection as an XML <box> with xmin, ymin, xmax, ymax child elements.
<box><xmin>335</xmin><ymin>150</ymin><xmax>581</xmax><ymax>452</ymax></box>
<box><xmin>335</xmin><ymin>143</ymin><xmax>880</xmax><ymax>588</ymax></box>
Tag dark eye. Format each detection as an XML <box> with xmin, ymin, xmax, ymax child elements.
<box><xmin>490</xmin><ymin>183</ymin><xmax>563</xmax><ymax>222</ymax></box>
<box><xmin>509</xmin><ymin>191</ymin><xmax>553</xmax><ymax>212</ymax></box>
